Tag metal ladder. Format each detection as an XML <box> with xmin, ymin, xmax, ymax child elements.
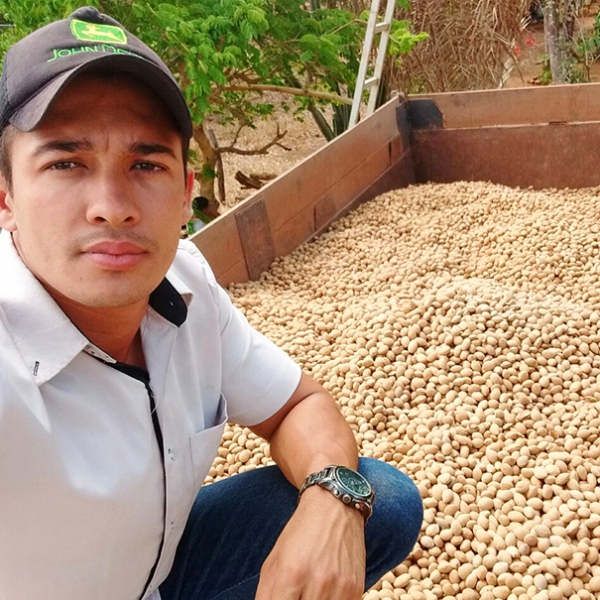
<box><xmin>348</xmin><ymin>0</ymin><xmax>396</xmax><ymax>128</ymax></box>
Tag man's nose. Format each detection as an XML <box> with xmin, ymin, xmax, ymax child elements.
<box><xmin>85</xmin><ymin>172</ymin><xmax>140</xmax><ymax>227</ymax></box>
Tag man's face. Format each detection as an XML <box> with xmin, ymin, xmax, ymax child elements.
<box><xmin>0</xmin><ymin>74</ymin><xmax>193</xmax><ymax>309</ymax></box>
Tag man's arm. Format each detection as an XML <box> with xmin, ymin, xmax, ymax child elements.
<box><xmin>249</xmin><ymin>372</ymin><xmax>366</xmax><ymax>600</ymax></box>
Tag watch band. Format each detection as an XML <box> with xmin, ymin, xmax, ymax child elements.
<box><xmin>301</xmin><ymin>465</ymin><xmax>336</xmax><ymax>490</ymax></box>
<box><xmin>298</xmin><ymin>465</ymin><xmax>374</xmax><ymax>522</ymax></box>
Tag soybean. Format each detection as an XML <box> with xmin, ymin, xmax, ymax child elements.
<box><xmin>212</xmin><ymin>182</ymin><xmax>600</xmax><ymax>600</ymax></box>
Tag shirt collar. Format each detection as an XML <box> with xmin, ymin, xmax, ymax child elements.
<box><xmin>0</xmin><ymin>231</ymin><xmax>192</xmax><ymax>386</ymax></box>
<box><xmin>149</xmin><ymin>277</ymin><xmax>188</xmax><ymax>327</ymax></box>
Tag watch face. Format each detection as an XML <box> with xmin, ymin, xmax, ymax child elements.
<box><xmin>336</xmin><ymin>467</ymin><xmax>371</xmax><ymax>498</ymax></box>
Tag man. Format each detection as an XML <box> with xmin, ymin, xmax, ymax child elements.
<box><xmin>0</xmin><ymin>7</ymin><xmax>423</xmax><ymax>600</ymax></box>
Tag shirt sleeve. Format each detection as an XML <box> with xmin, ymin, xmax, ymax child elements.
<box><xmin>216</xmin><ymin>284</ymin><xmax>302</xmax><ymax>426</ymax></box>
<box><xmin>177</xmin><ymin>241</ymin><xmax>303</xmax><ymax>427</ymax></box>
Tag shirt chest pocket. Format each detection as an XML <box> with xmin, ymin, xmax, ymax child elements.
<box><xmin>189</xmin><ymin>395</ymin><xmax>228</xmax><ymax>489</ymax></box>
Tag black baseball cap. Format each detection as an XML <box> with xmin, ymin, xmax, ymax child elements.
<box><xmin>0</xmin><ymin>6</ymin><xmax>193</xmax><ymax>139</ymax></box>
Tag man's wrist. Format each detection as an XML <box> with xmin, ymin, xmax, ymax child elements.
<box><xmin>297</xmin><ymin>465</ymin><xmax>374</xmax><ymax>522</ymax></box>
<box><xmin>297</xmin><ymin>485</ymin><xmax>365</xmax><ymax>524</ymax></box>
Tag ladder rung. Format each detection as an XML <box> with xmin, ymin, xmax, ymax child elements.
<box><xmin>363</xmin><ymin>77</ymin><xmax>380</xmax><ymax>89</ymax></box>
<box><xmin>374</xmin><ymin>22</ymin><xmax>390</xmax><ymax>33</ymax></box>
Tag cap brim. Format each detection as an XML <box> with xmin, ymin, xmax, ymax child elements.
<box><xmin>9</xmin><ymin>54</ymin><xmax>193</xmax><ymax>139</ymax></box>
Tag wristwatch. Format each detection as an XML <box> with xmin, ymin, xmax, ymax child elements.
<box><xmin>298</xmin><ymin>465</ymin><xmax>375</xmax><ymax>522</ymax></box>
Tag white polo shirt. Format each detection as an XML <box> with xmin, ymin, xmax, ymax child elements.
<box><xmin>0</xmin><ymin>230</ymin><xmax>302</xmax><ymax>600</ymax></box>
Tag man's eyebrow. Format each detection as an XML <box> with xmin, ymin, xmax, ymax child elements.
<box><xmin>130</xmin><ymin>142</ymin><xmax>177</xmax><ymax>159</ymax></box>
<box><xmin>32</xmin><ymin>139</ymin><xmax>94</xmax><ymax>157</ymax></box>
<box><xmin>30</xmin><ymin>140</ymin><xmax>177</xmax><ymax>159</ymax></box>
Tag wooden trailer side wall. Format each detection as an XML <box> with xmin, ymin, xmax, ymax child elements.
<box><xmin>410</xmin><ymin>83</ymin><xmax>600</xmax><ymax>129</ymax></box>
<box><xmin>409</xmin><ymin>83</ymin><xmax>600</xmax><ymax>190</ymax></box>
<box><xmin>192</xmin><ymin>97</ymin><xmax>415</xmax><ymax>287</ymax></box>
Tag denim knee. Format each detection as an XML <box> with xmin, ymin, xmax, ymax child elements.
<box><xmin>358</xmin><ymin>458</ymin><xmax>423</xmax><ymax>588</ymax></box>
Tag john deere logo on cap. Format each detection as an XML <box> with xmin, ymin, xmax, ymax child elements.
<box><xmin>70</xmin><ymin>19</ymin><xmax>128</xmax><ymax>45</ymax></box>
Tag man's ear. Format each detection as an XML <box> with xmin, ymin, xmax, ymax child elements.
<box><xmin>0</xmin><ymin>175</ymin><xmax>16</xmax><ymax>232</ymax></box>
<box><xmin>181</xmin><ymin>167</ymin><xmax>195</xmax><ymax>226</ymax></box>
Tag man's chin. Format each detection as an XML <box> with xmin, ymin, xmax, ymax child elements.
<box><xmin>45</xmin><ymin>278</ymin><xmax>157</xmax><ymax>311</ymax></box>
<box><xmin>74</xmin><ymin>281</ymin><xmax>157</xmax><ymax>308</ymax></box>
<box><xmin>72</xmin><ymin>293</ymin><xmax>150</xmax><ymax>309</ymax></box>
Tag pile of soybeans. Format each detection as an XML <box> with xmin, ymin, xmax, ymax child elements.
<box><xmin>207</xmin><ymin>181</ymin><xmax>600</xmax><ymax>600</ymax></box>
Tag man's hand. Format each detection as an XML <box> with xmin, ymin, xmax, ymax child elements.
<box><xmin>255</xmin><ymin>486</ymin><xmax>366</xmax><ymax>600</ymax></box>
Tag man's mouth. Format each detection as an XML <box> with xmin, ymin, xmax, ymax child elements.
<box><xmin>83</xmin><ymin>241</ymin><xmax>148</xmax><ymax>270</ymax></box>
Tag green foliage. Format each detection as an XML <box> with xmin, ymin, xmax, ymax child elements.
<box><xmin>537</xmin><ymin>55</ymin><xmax>554</xmax><ymax>85</ymax></box>
<box><xmin>127</xmin><ymin>0</ymin><xmax>275</xmax><ymax>123</ymax></box>
<box><xmin>0</xmin><ymin>1</ymin><xmax>75</xmax><ymax>60</ymax></box>
<box><xmin>537</xmin><ymin>52</ymin><xmax>588</xmax><ymax>85</ymax></box>
<box><xmin>200</xmin><ymin>164</ymin><xmax>217</xmax><ymax>181</ymax></box>
<box><xmin>576</xmin><ymin>10</ymin><xmax>600</xmax><ymax>71</ymax></box>
<box><xmin>257</xmin><ymin>0</ymin><xmax>365</xmax><ymax>117</ymax></box>
<box><xmin>389</xmin><ymin>19</ymin><xmax>428</xmax><ymax>60</ymax></box>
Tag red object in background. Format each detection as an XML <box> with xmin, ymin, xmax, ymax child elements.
<box><xmin>525</xmin><ymin>34</ymin><xmax>537</xmax><ymax>47</ymax></box>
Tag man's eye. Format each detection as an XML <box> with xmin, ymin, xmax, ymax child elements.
<box><xmin>49</xmin><ymin>161</ymin><xmax>78</xmax><ymax>170</ymax></box>
<box><xmin>134</xmin><ymin>162</ymin><xmax>162</xmax><ymax>172</ymax></box>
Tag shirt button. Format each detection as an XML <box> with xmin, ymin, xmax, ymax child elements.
<box><xmin>170</xmin><ymin>521</ymin><xmax>175</xmax><ymax>531</ymax></box>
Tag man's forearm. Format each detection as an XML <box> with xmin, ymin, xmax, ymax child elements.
<box><xmin>273</xmin><ymin>392</ymin><xmax>358</xmax><ymax>488</ymax></box>
<box><xmin>252</xmin><ymin>374</ymin><xmax>359</xmax><ymax>489</ymax></box>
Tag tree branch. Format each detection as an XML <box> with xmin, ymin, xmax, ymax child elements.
<box><xmin>220</xmin><ymin>84</ymin><xmax>352</xmax><ymax>105</ymax></box>
<box><xmin>235</xmin><ymin>71</ymin><xmax>263</xmax><ymax>85</ymax></box>
<box><xmin>228</xmin><ymin>123</ymin><xmax>246</xmax><ymax>149</ymax></box>
<box><xmin>220</xmin><ymin>123</ymin><xmax>291</xmax><ymax>155</ymax></box>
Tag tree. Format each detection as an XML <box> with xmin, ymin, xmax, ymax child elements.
<box><xmin>0</xmin><ymin>0</ymin><xmax>425</xmax><ymax>214</ymax></box>
<box><xmin>541</xmin><ymin>0</ymin><xmax>585</xmax><ymax>84</ymax></box>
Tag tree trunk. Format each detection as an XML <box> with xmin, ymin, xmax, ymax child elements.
<box><xmin>563</xmin><ymin>0</ymin><xmax>582</xmax><ymax>41</ymax></box>
<box><xmin>206</xmin><ymin>129</ymin><xmax>226</xmax><ymax>209</ymax></box>
<box><xmin>543</xmin><ymin>1</ymin><xmax>568</xmax><ymax>83</ymax></box>
<box><xmin>542</xmin><ymin>0</ymin><xmax>586</xmax><ymax>84</ymax></box>
<box><xmin>192</xmin><ymin>124</ymin><xmax>221</xmax><ymax>219</ymax></box>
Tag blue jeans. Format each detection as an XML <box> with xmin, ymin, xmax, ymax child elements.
<box><xmin>159</xmin><ymin>458</ymin><xmax>423</xmax><ymax>600</ymax></box>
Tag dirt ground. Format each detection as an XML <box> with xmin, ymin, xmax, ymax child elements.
<box><xmin>207</xmin><ymin>105</ymin><xmax>327</xmax><ymax>210</ymax></box>
<box><xmin>505</xmin><ymin>2</ymin><xmax>600</xmax><ymax>88</ymax></box>
<box><xmin>208</xmin><ymin>4</ymin><xmax>600</xmax><ymax>213</ymax></box>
